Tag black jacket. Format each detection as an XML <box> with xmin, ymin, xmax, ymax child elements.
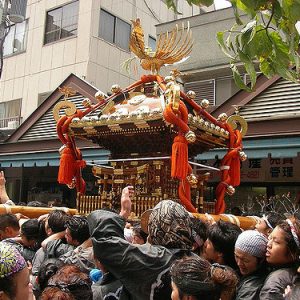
<box><xmin>235</xmin><ymin>267</ymin><xmax>268</xmax><ymax>300</ymax></box>
<box><xmin>88</xmin><ymin>210</ymin><xmax>190</xmax><ymax>300</ymax></box>
<box><xmin>259</xmin><ymin>266</ymin><xmax>299</xmax><ymax>300</ymax></box>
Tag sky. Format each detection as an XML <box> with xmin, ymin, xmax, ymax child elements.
<box><xmin>214</xmin><ymin>0</ymin><xmax>232</xmax><ymax>10</ymax></box>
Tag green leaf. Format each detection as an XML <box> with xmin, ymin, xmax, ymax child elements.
<box><xmin>238</xmin><ymin>50</ymin><xmax>257</xmax><ymax>89</ymax></box>
<box><xmin>269</xmin><ymin>31</ymin><xmax>291</xmax><ymax>66</ymax></box>
<box><xmin>230</xmin><ymin>63</ymin><xmax>251</xmax><ymax>91</ymax></box>
<box><xmin>282</xmin><ymin>0</ymin><xmax>300</xmax><ymax>22</ymax></box>
<box><xmin>259</xmin><ymin>58</ymin><xmax>275</xmax><ymax>78</ymax></box>
<box><xmin>216</xmin><ymin>31</ymin><xmax>235</xmax><ymax>59</ymax></box>
<box><xmin>239</xmin><ymin>0</ymin><xmax>268</xmax><ymax>10</ymax></box>
<box><xmin>244</xmin><ymin>26</ymin><xmax>273</xmax><ymax>58</ymax></box>
<box><xmin>273</xmin><ymin>63</ymin><xmax>298</xmax><ymax>82</ymax></box>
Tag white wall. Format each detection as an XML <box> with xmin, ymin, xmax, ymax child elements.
<box><xmin>0</xmin><ymin>0</ymin><xmax>200</xmax><ymax>121</ymax></box>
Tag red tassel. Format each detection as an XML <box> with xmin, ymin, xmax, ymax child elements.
<box><xmin>171</xmin><ymin>135</ymin><xmax>188</xmax><ymax>179</ymax></box>
<box><xmin>178</xmin><ymin>180</ymin><xmax>197</xmax><ymax>213</ymax></box>
<box><xmin>58</xmin><ymin>146</ymin><xmax>76</xmax><ymax>185</ymax></box>
<box><xmin>229</xmin><ymin>157</ymin><xmax>240</xmax><ymax>186</ymax></box>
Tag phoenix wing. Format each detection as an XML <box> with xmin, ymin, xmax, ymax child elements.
<box><xmin>154</xmin><ymin>22</ymin><xmax>193</xmax><ymax>65</ymax></box>
<box><xmin>130</xmin><ymin>18</ymin><xmax>148</xmax><ymax>59</ymax></box>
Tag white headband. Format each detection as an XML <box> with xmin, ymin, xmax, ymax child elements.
<box><xmin>286</xmin><ymin>219</ymin><xmax>300</xmax><ymax>248</ymax></box>
<box><xmin>262</xmin><ymin>214</ymin><xmax>273</xmax><ymax>230</ymax></box>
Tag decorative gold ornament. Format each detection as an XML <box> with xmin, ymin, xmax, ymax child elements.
<box><xmin>187</xmin><ymin>173</ymin><xmax>198</xmax><ymax>188</ymax></box>
<box><xmin>165</xmin><ymin>82</ymin><xmax>181</xmax><ymax>111</ymax></box>
<box><xmin>226</xmin><ymin>185</ymin><xmax>235</xmax><ymax>196</ymax></box>
<box><xmin>129</xmin><ymin>19</ymin><xmax>193</xmax><ymax>73</ymax></box>
<box><xmin>185</xmin><ymin>130</ymin><xmax>196</xmax><ymax>143</ymax></box>
<box><xmin>53</xmin><ymin>86</ymin><xmax>78</xmax><ymax>122</ymax></box>
<box><xmin>201</xmin><ymin>99</ymin><xmax>210</xmax><ymax>109</ymax></box>
<box><xmin>239</xmin><ymin>151</ymin><xmax>247</xmax><ymax>161</ymax></box>
<box><xmin>187</xmin><ymin>90</ymin><xmax>196</xmax><ymax>99</ymax></box>
<box><xmin>53</xmin><ymin>100</ymin><xmax>77</xmax><ymax>122</ymax></box>
<box><xmin>111</xmin><ymin>84</ymin><xmax>121</xmax><ymax>94</ymax></box>
<box><xmin>58</xmin><ymin>86</ymin><xmax>77</xmax><ymax>99</ymax></box>
<box><xmin>227</xmin><ymin>115</ymin><xmax>248</xmax><ymax>137</ymax></box>
<box><xmin>218</xmin><ymin>113</ymin><xmax>228</xmax><ymax>122</ymax></box>
<box><xmin>82</xmin><ymin>98</ymin><xmax>92</xmax><ymax>108</ymax></box>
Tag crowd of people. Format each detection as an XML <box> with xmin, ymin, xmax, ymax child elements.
<box><xmin>1</xmin><ymin>170</ymin><xmax>300</xmax><ymax>300</ymax></box>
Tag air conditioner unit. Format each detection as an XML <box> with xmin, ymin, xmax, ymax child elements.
<box><xmin>7</xmin><ymin>120</ymin><xmax>18</xmax><ymax>129</ymax></box>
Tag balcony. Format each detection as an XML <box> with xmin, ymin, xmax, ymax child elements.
<box><xmin>0</xmin><ymin>116</ymin><xmax>22</xmax><ymax>129</ymax></box>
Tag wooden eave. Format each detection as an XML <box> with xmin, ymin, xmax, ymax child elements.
<box><xmin>0</xmin><ymin>74</ymin><xmax>99</xmax><ymax>154</ymax></box>
<box><xmin>212</xmin><ymin>74</ymin><xmax>300</xmax><ymax>138</ymax></box>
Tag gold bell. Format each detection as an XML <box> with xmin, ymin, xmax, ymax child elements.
<box><xmin>82</xmin><ymin>98</ymin><xmax>92</xmax><ymax>108</ymax></box>
<box><xmin>226</xmin><ymin>185</ymin><xmax>235</xmax><ymax>196</ymax></box>
<box><xmin>95</xmin><ymin>91</ymin><xmax>106</xmax><ymax>101</ymax></box>
<box><xmin>218</xmin><ymin>113</ymin><xmax>228</xmax><ymax>122</ymax></box>
<box><xmin>239</xmin><ymin>151</ymin><xmax>247</xmax><ymax>161</ymax></box>
<box><xmin>185</xmin><ymin>130</ymin><xmax>196</xmax><ymax>143</ymax></box>
<box><xmin>67</xmin><ymin>178</ymin><xmax>76</xmax><ymax>189</ymax></box>
<box><xmin>111</xmin><ymin>84</ymin><xmax>121</xmax><ymax>94</ymax></box>
<box><xmin>201</xmin><ymin>99</ymin><xmax>210</xmax><ymax>109</ymax></box>
<box><xmin>187</xmin><ymin>90</ymin><xmax>196</xmax><ymax>99</ymax></box>
<box><xmin>187</xmin><ymin>173</ymin><xmax>198</xmax><ymax>188</ymax></box>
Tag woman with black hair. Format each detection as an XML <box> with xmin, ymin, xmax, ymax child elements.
<box><xmin>260</xmin><ymin>217</ymin><xmax>300</xmax><ymax>299</ymax></box>
<box><xmin>170</xmin><ymin>255</ymin><xmax>238</xmax><ymax>300</ymax></box>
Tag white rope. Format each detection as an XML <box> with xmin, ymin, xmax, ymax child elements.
<box><xmin>87</xmin><ymin>157</ymin><xmax>220</xmax><ymax>171</ymax></box>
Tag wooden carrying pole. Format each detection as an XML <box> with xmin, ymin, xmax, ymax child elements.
<box><xmin>0</xmin><ymin>205</ymin><xmax>78</xmax><ymax>218</ymax></box>
<box><xmin>141</xmin><ymin>210</ymin><xmax>258</xmax><ymax>232</ymax></box>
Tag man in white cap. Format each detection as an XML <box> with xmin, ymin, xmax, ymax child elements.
<box><xmin>234</xmin><ymin>230</ymin><xmax>269</xmax><ymax>300</ymax></box>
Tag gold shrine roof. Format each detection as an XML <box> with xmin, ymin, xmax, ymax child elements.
<box><xmin>68</xmin><ymin>86</ymin><xmax>230</xmax><ymax>156</ymax></box>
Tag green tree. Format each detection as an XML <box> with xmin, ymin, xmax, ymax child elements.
<box><xmin>165</xmin><ymin>0</ymin><xmax>300</xmax><ymax>91</ymax></box>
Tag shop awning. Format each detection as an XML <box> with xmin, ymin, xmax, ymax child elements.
<box><xmin>0</xmin><ymin>148</ymin><xmax>110</xmax><ymax>168</ymax></box>
<box><xmin>196</xmin><ymin>136</ymin><xmax>300</xmax><ymax>160</ymax></box>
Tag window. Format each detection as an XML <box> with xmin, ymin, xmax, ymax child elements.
<box><xmin>3</xmin><ymin>20</ymin><xmax>28</xmax><ymax>56</ymax></box>
<box><xmin>99</xmin><ymin>9</ymin><xmax>131</xmax><ymax>51</ymax></box>
<box><xmin>148</xmin><ymin>35</ymin><xmax>156</xmax><ymax>52</ymax></box>
<box><xmin>0</xmin><ymin>99</ymin><xmax>22</xmax><ymax>128</ymax></box>
<box><xmin>44</xmin><ymin>1</ymin><xmax>79</xmax><ymax>44</ymax></box>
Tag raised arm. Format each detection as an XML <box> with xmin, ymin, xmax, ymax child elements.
<box><xmin>119</xmin><ymin>186</ymin><xmax>134</xmax><ymax>220</ymax></box>
<box><xmin>0</xmin><ymin>171</ymin><xmax>11</xmax><ymax>204</ymax></box>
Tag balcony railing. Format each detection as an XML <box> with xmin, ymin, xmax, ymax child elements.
<box><xmin>0</xmin><ymin>116</ymin><xmax>22</xmax><ymax>129</ymax></box>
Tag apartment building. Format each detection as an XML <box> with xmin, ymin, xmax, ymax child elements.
<box><xmin>0</xmin><ymin>0</ymin><xmax>203</xmax><ymax>131</ymax></box>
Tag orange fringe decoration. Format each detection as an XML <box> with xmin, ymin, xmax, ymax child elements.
<box><xmin>58</xmin><ymin>145</ymin><xmax>77</xmax><ymax>185</ymax></box>
<box><xmin>171</xmin><ymin>135</ymin><xmax>189</xmax><ymax>179</ymax></box>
